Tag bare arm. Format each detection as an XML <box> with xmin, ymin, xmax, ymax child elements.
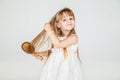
<box><xmin>31</xmin><ymin>50</ymin><xmax>51</xmax><ymax>60</ymax></box>
<box><xmin>44</xmin><ymin>23</ymin><xmax>78</xmax><ymax>48</ymax></box>
<box><xmin>48</xmin><ymin>33</ymin><xmax>78</xmax><ymax>48</ymax></box>
<box><xmin>37</xmin><ymin>50</ymin><xmax>51</xmax><ymax>57</ymax></box>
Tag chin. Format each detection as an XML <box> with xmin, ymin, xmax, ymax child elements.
<box><xmin>68</xmin><ymin>27</ymin><xmax>74</xmax><ymax>30</ymax></box>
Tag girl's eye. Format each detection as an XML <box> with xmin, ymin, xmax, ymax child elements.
<box><xmin>69</xmin><ymin>18</ymin><xmax>73</xmax><ymax>20</ymax></box>
<box><xmin>63</xmin><ymin>19</ymin><xmax>66</xmax><ymax>21</ymax></box>
<box><xmin>62</xmin><ymin>17</ymin><xmax>74</xmax><ymax>22</ymax></box>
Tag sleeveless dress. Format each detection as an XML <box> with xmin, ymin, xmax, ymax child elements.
<box><xmin>39</xmin><ymin>37</ymin><xmax>83</xmax><ymax>80</ymax></box>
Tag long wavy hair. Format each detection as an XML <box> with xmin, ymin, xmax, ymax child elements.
<box><xmin>31</xmin><ymin>7</ymin><xmax>76</xmax><ymax>57</ymax></box>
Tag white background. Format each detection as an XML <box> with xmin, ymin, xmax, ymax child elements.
<box><xmin>0</xmin><ymin>0</ymin><xmax>120</xmax><ymax>80</ymax></box>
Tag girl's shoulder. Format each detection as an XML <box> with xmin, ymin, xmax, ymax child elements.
<box><xmin>69</xmin><ymin>34</ymin><xmax>79</xmax><ymax>46</ymax></box>
<box><xmin>70</xmin><ymin>34</ymin><xmax>78</xmax><ymax>38</ymax></box>
<box><xmin>70</xmin><ymin>34</ymin><xmax>78</xmax><ymax>42</ymax></box>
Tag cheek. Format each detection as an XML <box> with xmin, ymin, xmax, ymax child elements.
<box><xmin>61</xmin><ymin>22</ymin><xmax>66</xmax><ymax>26</ymax></box>
<box><xmin>72</xmin><ymin>20</ymin><xmax>75</xmax><ymax>24</ymax></box>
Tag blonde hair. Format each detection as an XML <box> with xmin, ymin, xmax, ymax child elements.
<box><xmin>31</xmin><ymin>7</ymin><xmax>76</xmax><ymax>54</ymax></box>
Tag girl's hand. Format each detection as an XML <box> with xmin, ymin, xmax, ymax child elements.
<box><xmin>37</xmin><ymin>51</ymin><xmax>50</xmax><ymax>57</ymax></box>
<box><xmin>32</xmin><ymin>52</ymin><xmax>43</xmax><ymax>60</ymax></box>
<box><xmin>44</xmin><ymin>23</ymin><xmax>53</xmax><ymax>32</ymax></box>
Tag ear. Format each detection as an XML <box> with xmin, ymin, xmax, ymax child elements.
<box><xmin>56</xmin><ymin>23</ymin><xmax>61</xmax><ymax>28</ymax></box>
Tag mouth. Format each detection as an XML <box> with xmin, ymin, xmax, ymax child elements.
<box><xmin>67</xmin><ymin>24</ymin><xmax>72</xmax><ymax>26</ymax></box>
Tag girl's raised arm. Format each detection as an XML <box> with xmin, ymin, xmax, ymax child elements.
<box><xmin>48</xmin><ymin>32</ymin><xmax>78</xmax><ymax>48</ymax></box>
<box><xmin>44</xmin><ymin>23</ymin><xmax>78</xmax><ymax>48</ymax></box>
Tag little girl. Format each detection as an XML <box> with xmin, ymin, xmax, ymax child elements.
<box><xmin>28</xmin><ymin>7</ymin><xmax>83</xmax><ymax>80</ymax></box>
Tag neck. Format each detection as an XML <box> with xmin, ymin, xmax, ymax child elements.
<box><xmin>62</xmin><ymin>30</ymin><xmax>70</xmax><ymax>37</ymax></box>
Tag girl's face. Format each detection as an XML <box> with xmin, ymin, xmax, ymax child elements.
<box><xmin>57</xmin><ymin>13</ymin><xmax>75</xmax><ymax>32</ymax></box>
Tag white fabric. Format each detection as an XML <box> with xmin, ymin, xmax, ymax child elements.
<box><xmin>39</xmin><ymin>37</ymin><xmax>83</xmax><ymax>80</ymax></box>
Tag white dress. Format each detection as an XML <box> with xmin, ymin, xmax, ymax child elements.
<box><xmin>39</xmin><ymin>37</ymin><xmax>83</xmax><ymax>80</ymax></box>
